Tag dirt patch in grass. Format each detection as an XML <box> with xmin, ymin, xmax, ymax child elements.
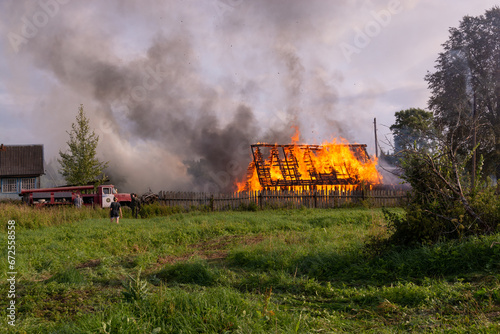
<box><xmin>76</xmin><ymin>259</ymin><xmax>101</xmax><ymax>269</ymax></box>
<box><xmin>156</xmin><ymin>234</ymin><xmax>265</xmax><ymax>265</ymax></box>
<box><xmin>29</xmin><ymin>288</ymin><xmax>106</xmax><ymax>321</ymax></box>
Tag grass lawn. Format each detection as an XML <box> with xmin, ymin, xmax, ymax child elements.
<box><xmin>1</xmin><ymin>207</ymin><xmax>500</xmax><ymax>333</ymax></box>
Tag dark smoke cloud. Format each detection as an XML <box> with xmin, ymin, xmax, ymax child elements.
<box><xmin>0</xmin><ymin>0</ymin><xmax>361</xmax><ymax>193</ymax></box>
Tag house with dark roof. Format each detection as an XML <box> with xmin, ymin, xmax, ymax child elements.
<box><xmin>0</xmin><ymin>145</ymin><xmax>44</xmax><ymax>200</ymax></box>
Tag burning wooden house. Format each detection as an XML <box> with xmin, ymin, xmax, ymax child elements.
<box><xmin>237</xmin><ymin>140</ymin><xmax>381</xmax><ymax>191</ymax></box>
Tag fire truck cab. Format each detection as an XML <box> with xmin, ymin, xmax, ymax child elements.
<box><xmin>100</xmin><ymin>185</ymin><xmax>115</xmax><ymax>208</ymax></box>
<box><xmin>20</xmin><ymin>185</ymin><xmax>132</xmax><ymax>208</ymax></box>
<box><xmin>99</xmin><ymin>185</ymin><xmax>131</xmax><ymax>208</ymax></box>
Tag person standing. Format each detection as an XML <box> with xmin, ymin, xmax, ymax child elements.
<box><xmin>131</xmin><ymin>193</ymin><xmax>141</xmax><ymax>219</ymax></box>
<box><xmin>74</xmin><ymin>194</ymin><xmax>83</xmax><ymax>208</ymax></box>
<box><xmin>110</xmin><ymin>197</ymin><xmax>122</xmax><ymax>224</ymax></box>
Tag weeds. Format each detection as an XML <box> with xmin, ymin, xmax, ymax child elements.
<box><xmin>0</xmin><ymin>202</ymin><xmax>186</xmax><ymax>230</ymax></box>
<box><xmin>138</xmin><ymin>203</ymin><xmax>184</xmax><ymax>218</ymax></box>
<box><xmin>156</xmin><ymin>260</ymin><xmax>219</xmax><ymax>286</ymax></box>
<box><xmin>0</xmin><ymin>202</ymin><xmax>108</xmax><ymax>230</ymax></box>
<box><xmin>122</xmin><ymin>268</ymin><xmax>149</xmax><ymax>302</ymax></box>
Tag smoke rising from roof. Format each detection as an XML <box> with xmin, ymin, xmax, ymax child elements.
<box><xmin>1</xmin><ymin>0</ymin><xmax>389</xmax><ymax>193</ymax></box>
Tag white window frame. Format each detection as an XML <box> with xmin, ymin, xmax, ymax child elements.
<box><xmin>21</xmin><ymin>178</ymin><xmax>36</xmax><ymax>190</ymax></box>
<box><xmin>2</xmin><ymin>179</ymin><xmax>18</xmax><ymax>193</ymax></box>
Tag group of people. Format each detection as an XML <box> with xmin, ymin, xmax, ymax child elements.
<box><xmin>73</xmin><ymin>193</ymin><xmax>141</xmax><ymax>224</ymax></box>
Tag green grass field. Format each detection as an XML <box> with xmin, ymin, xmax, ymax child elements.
<box><xmin>1</xmin><ymin>205</ymin><xmax>500</xmax><ymax>333</ymax></box>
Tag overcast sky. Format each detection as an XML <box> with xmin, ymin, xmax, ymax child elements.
<box><xmin>0</xmin><ymin>0</ymin><xmax>498</xmax><ymax>192</ymax></box>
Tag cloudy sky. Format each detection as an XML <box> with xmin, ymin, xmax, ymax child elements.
<box><xmin>0</xmin><ymin>0</ymin><xmax>498</xmax><ymax>193</ymax></box>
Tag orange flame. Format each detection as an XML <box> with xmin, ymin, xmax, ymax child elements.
<box><xmin>236</xmin><ymin>129</ymin><xmax>381</xmax><ymax>192</ymax></box>
<box><xmin>291</xmin><ymin>125</ymin><xmax>300</xmax><ymax>144</ymax></box>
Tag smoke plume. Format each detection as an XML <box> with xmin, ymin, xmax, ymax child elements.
<box><xmin>0</xmin><ymin>0</ymin><xmax>381</xmax><ymax>193</ymax></box>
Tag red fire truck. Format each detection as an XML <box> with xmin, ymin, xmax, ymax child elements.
<box><xmin>20</xmin><ymin>185</ymin><xmax>132</xmax><ymax>208</ymax></box>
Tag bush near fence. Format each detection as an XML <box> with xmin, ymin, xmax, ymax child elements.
<box><xmin>157</xmin><ymin>188</ymin><xmax>409</xmax><ymax>211</ymax></box>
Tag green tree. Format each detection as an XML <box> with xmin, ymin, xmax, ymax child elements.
<box><xmin>380</xmin><ymin>7</ymin><xmax>500</xmax><ymax>248</ymax></box>
<box><xmin>384</xmin><ymin>131</ymin><xmax>499</xmax><ymax>246</ymax></box>
<box><xmin>390</xmin><ymin>108</ymin><xmax>435</xmax><ymax>155</ymax></box>
<box><xmin>425</xmin><ymin>6</ymin><xmax>500</xmax><ymax>181</ymax></box>
<box><xmin>58</xmin><ymin>105</ymin><xmax>109</xmax><ymax>186</ymax></box>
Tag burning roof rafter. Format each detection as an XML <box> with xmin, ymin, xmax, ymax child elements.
<box><xmin>238</xmin><ymin>142</ymin><xmax>381</xmax><ymax>191</ymax></box>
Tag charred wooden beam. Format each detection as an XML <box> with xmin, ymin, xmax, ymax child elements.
<box><xmin>249</xmin><ymin>143</ymin><xmax>373</xmax><ymax>189</ymax></box>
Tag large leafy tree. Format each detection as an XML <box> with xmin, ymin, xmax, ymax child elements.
<box><xmin>425</xmin><ymin>6</ymin><xmax>500</xmax><ymax>180</ymax></box>
<box><xmin>390</xmin><ymin>108</ymin><xmax>435</xmax><ymax>155</ymax></box>
<box><xmin>58</xmin><ymin>105</ymin><xmax>108</xmax><ymax>186</ymax></box>
<box><xmin>378</xmin><ymin>7</ymin><xmax>500</xmax><ymax>247</ymax></box>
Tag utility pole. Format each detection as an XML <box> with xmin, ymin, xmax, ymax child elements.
<box><xmin>373</xmin><ymin>118</ymin><xmax>378</xmax><ymax>158</ymax></box>
<box><xmin>472</xmin><ymin>92</ymin><xmax>476</xmax><ymax>189</ymax></box>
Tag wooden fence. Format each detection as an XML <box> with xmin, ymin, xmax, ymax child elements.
<box><xmin>157</xmin><ymin>188</ymin><xmax>408</xmax><ymax>211</ymax></box>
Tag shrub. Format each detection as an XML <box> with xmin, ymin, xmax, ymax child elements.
<box><xmin>385</xmin><ymin>140</ymin><xmax>500</xmax><ymax>246</ymax></box>
<box><xmin>139</xmin><ymin>203</ymin><xmax>184</xmax><ymax>218</ymax></box>
<box><xmin>237</xmin><ymin>202</ymin><xmax>259</xmax><ymax>212</ymax></box>
<box><xmin>385</xmin><ymin>190</ymin><xmax>500</xmax><ymax>246</ymax></box>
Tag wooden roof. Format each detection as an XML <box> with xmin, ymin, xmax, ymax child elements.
<box><xmin>0</xmin><ymin>145</ymin><xmax>44</xmax><ymax>177</ymax></box>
